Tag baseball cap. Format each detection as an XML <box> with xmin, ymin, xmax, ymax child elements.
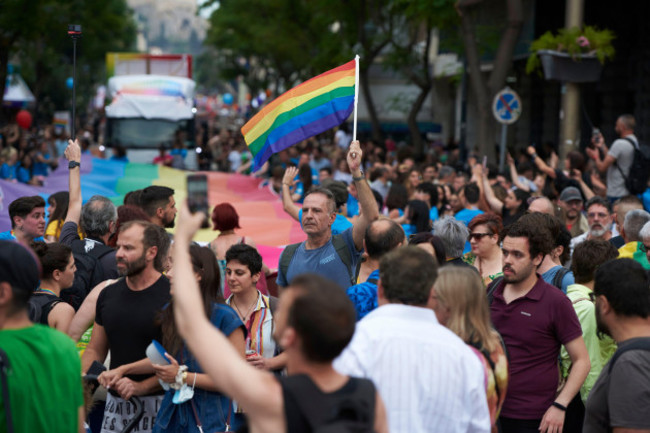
<box><xmin>560</xmin><ymin>186</ymin><xmax>582</xmax><ymax>202</ymax></box>
<box><xmin>0</xmin><ymin>241</ymin><xmax>40</xmax><ymax>293</ymax></box>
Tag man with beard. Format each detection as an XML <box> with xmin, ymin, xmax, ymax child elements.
<box><xmin>489</xmin><ymin>215</ymin><xmax>590</xmax><ymax>433</ymax></box>
<box><xmin>569</xmin><ymin>197</ymin><xmax>617</xmax><ymax>257</ymax></box>
<box><xmin>583</xmin><ymin>258</ymin><xmax>650</xmax><ymax>432</ymax></box>
<box><xmin>82</xmin><ymin>220</ymin><xmax>170</xmax><ymax>433</ymax></box>
<box><xmin>558</xmin><ymin>187</ymin><xmax>588</xmax><ymax>237</ymax></box>
<box><xmin>140</xmin><ymin>185</ymin><xmax>177</xmax><ymax>229</ymax></box>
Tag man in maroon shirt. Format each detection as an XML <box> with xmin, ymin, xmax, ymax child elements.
<box><xmin>490</xmin><ymin>215</ymin><xmax>590</xmax><ymax>433</ymax></box>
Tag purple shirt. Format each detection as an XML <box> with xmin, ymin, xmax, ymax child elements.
<box><xmin>490</xmin><ymin>275</ymin><xmax>582</xmax><ymax>420</ymax></box>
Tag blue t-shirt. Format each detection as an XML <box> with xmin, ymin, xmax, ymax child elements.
<box><xmin>298</xmin><ymin>210</ymin><xmax>352</xmax><ymax>236</ymax></box>
<box><xmin>347</xmin><ymin>195</ymin><xmax>359</xmax><ymax>217</ymax></box>
<box><xmin>347</xmin><ymin>269</ymin><xmax>380</xmax><ymax>320</ymax></box>
<box><xmin>642</xmin><ymin>187</ymin><xmax>650</xmax><ymax>212</ymax></box>
<box><xmin>429</xmin><ymin>206</ymin><xmax>439</xmax><ymax>223</ymax></box>
<box><xmin>455</xmin><ymin>208</ymin><xmax>484</xmax><ymax>226</ymax></box>
<box><xmin>541</xmin><ymin>266</ymin><xmax>575</xmax><ymax>293</ymax></box>
<box><xmin>0</xmin><ymin>163</ymin><xmax>16</xmax><ymax>180</ymax></box>
<box><xmin>277</xmin><ymin>228</ymin><xmax>360</xmax><ymax>290</ymax></box>
<box><xmin>17</xmin><ymin>165</ymin><xmax>31</xmax><ymax>183</ymax></box>
<box><xmin>32</xmin><ymin>153</ymin><xmax>50</xmax><ymax>177</ymax></box>
<box><xmin>402</xmin><ymin>224</ymin><xmax>417</xmax><ymax>238</ymax></box>
<box><xmin>0</xmin><ymin>230</ymin><xmax>45</xmax><ymax>242</ymax></box>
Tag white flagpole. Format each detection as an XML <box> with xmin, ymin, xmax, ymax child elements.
<box><xmin>352</xmin><ymin>54</ymin><xmax>360</xmax><ymax>142</ymax></box>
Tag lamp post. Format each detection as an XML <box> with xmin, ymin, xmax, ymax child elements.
<box><xmin>68</xmin><ymin>24</ymin><xmax>82</xmax><ymax>140</ymax></box>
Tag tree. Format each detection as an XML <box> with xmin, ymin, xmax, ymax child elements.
<box><xmin>1</xmin><ymin>0</ymin><xmax>136</xmax><ymax>123</ymax></box>
<box><xmin>204</xmin><ymin>0</ymin><xmax>353</xmax><ymax>98</ymax></box>
<box><xmin>457</xmin><ymin>0</ymin><xmax>524</xmax><ymax>161</ymax></box>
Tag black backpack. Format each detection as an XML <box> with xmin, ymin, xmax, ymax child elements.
<box><xmin>617</xmin><ymin>137</ymin><xmax>650</xmax><ymax>195</ymax></box>
<box><xmin>60</xmin><ymin>240</ymin><xmax>113</xmax><ymax>311</ymax></box>
<box><xmin>281</xmin><ymin>374</ymin><xmax>376</xmax><ymax>433</ymax></box>
<box><xmin>607</xmin><ymin>338</ymin><xmax>650</xmax><ymax>374</ymax></box>
<box><xmin>27</xmin><ymin>293</ymin><xmax>60</xmax><ymax>325</ymax></box>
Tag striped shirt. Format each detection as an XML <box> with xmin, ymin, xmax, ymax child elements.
<box><xmin>334</xmin><ymin>304</ymin><xmax>490</xmax><ymax>433</ymax></box>
<box><xmin>226</xmin><ymin>291</ymin><xmax>276</xmax><ymax>358</ymax></box>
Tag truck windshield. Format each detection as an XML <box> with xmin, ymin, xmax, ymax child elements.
<box><xmin>107</xmin><ymin>118</ymin><xmax>193</xmax><ymax>149</ymax></box>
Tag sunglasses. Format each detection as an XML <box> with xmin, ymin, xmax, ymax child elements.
<box><xmin>468</xmin><ymin>232</ymin><xmax>493</xmax><ymax>241</ymax></box>
<box><xmin>589</xmin><ymin>292</ymin><xmax>596</xmax><ymax>302</ymax></box>
<box><xmin>639</xmin><ymin>243</ymin><xmax>650</xmax><ymax>253</ymax></box>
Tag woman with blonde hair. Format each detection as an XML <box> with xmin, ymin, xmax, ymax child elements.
<box><xmin>431</xmin><ymin>266</ymin><xmax>508</xmax><ymax>432</ymax></box>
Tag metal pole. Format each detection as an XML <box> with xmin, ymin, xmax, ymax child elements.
<box><xmin>72</xmin><ymin>37</ymin><xmax>77</xmax><ymax>141</ymax></box>
<box><xmin>499</xmin><ymin>123</ymin><xmax>507</xmax><ymax>173</ymax></box>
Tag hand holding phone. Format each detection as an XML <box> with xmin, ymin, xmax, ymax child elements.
<box><xmin>187</xmin><ymin>174</ymin><xmax>210</xmax><ymax>228</ymax></box>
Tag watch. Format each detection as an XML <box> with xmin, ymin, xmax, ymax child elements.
<box><xmin>68</xmin><ymin>161</ymin><xmax>81</xmax><ymax>169</ymax></box>
<box><xmin>352</xmin><ymin>170</ymin><xmax>365</xmax><ymax>182</ymax></box>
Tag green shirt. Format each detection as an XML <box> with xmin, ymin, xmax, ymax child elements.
<box><xmin>560</xmin><ymin>284</ymin><xmax>617</xmax><ymax>404</ymax></box>
<box><xmin>0</xmin><ymin>324</ymin><xmax>83</xmax><ymax>433</ymax></box>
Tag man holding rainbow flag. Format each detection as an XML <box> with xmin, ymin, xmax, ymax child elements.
<box><xmin>240</xmin><ymin>57</ymin><xmax>379</xmax><ymax>290</ymax></box>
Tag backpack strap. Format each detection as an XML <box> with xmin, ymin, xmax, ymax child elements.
<box><xmin>486</xmin><ymin>276</ymin><xmax>505</xmax><ymax>305</ymax></box>
<box><xmin>331</xmin><ymin>234</ymin><xmax>356</xmax><ymax>286</ymax></box>
<box><xmin>607</xmin><ymin>338</ymin><xmax>650</xmax><ymax>374</ymax></box>
<box><xmin>0</xmin><ymin>348</ymin><xmax>14</xmax><ymax>433</ymax></box>
<box><xmin>551</xmin><ymin>267</ymin><xmax>570</xmax><ymax>290</ymax></box>
<box><xmin>28</xmin><ymin>294</ymin><xmax>61</xmax><ymax>325</ymax></box>
<box><xmin>615</xmin><ymin>137</ymin><xmax>639</xmax><ymax>181</ymax></box>
<box><xmin>279</xmin><ymin>243</ymin><xmax>301</xmax><ymax>285</ymax></box>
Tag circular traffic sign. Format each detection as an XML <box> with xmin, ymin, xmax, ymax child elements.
<box><xmin>492</xmin><ymin>87</ymin><xmax>522</xmax><ymax>125</ymax></box>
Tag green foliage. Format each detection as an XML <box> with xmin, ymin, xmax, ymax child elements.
<box><xmin>526</xmin><ymin>26</ymin><xmax>615</xmax><ymax>74</ymax></box>
<box><xmin>0</xmin><ymin>0</ymin><xmax>136</xmax><ymax>122</ymax></box>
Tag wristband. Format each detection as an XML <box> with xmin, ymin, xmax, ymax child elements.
<box><xmin>552</xmin><ymin>401</ymin><xmax>567</xmax><ymax>411</ymax></box>
<box><xmin>352</xmin><ymin>171</ymin><xmax>365</xmax><ymax>182</ymax></box>
<box><xmin>530</xmin><ymin>153</ymin><xmax>538</xmax><ymax>160</ymax></box>
<box><xmin>68</xmin><ymin>161</ymin><xmax>81</xmax><ymax>169</ymax></box>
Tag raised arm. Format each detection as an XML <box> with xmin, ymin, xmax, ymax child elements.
<box><xmin>527</xmin><ymin>146</ymin><xmax>556</xmax><ymax>178</ymax></box>
<box><xmin>64</xmin><ymin>139</ymin><xmax>82</xmax><ymax>224</ymax></box>
<box><xmin>172</xmin><ymin>202</ymin><xmax>284</xmax><ymax>429</ymax></box>
<box><xmin>482</xmin><ymin>172</ymin><xmax>504</xmax><ymax>214</ymax></box>
<box><xmin>570</xmin><ymin>169</ymin><xmax>595</xmax><ymax>201</ymax></box>
<box><xmin>350</xmin><ymin>141</ymin><xmax>379</xmax><ymax>251</ymax></box>
<box><xmin>281</xmin><ymin>166</ymin><xmax>301</xmax><ymax>221</ymax></box>
<box><xmin>508</xmin><ymin>153</ymin><xmax>531</xmax><ymax>192</ymax></box>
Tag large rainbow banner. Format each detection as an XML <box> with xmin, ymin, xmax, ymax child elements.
<box><xmin>242</xmin><ymin>58</ymin><xmax>358</xmax><ymax>171</ymax></box>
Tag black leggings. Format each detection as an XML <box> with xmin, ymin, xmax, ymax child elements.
<box><xmin>499</xmin><ymin>417</ymin><xmax>542</xmax><ymax>433</ymax></box>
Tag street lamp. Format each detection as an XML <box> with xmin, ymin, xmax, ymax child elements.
<box><xmin>68</xmin><ymin>24</ymin><xmax>82</xmax><ymax>140</ymax></box>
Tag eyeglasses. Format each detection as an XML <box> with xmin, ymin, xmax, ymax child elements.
<box><xmin>589</xmin><ymin>292</ymin><xmax>596</xmax><ymax>302</ymax></box>
<box><xmin>587</xmin><ymin>212</ymin><xmax>609</xmax><ymax>219</ymax></box>
<box><xmin>468</xmin><ymin>232</ymin><xmax>493</xmax><ymax>241</ymax></box>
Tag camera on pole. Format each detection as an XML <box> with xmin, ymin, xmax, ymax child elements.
<box><xmin>68</xmin><ymin>24</ymin><xmax>81</xmax><ymax>140</ymax></box>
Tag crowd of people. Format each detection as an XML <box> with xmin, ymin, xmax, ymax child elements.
<box><xmin>1</xmin><ymin>112</ymin><xmax>650</xmax><ymax>433</ymax></box>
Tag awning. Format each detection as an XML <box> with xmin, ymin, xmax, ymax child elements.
<box><xmin>2</xmin><ymin>74</ymin><xmax>35</xmax><ymax>107</ymax></box>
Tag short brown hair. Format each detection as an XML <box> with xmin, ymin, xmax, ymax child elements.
<box><xmin>501</xmin><ymin>214</ymin><xmax>554</xmax><ymax>260</ymax></box>
<box><xmin>379</xmin><ymin>246</ymin><xmax>438</xmax><ymax>306</ymax></box>
<box><xmin>119</xmin><ymin>220</ymin><xmax>168</xmax><ymax>271</ymax></box>
<box><xmin>9</xmin><ymin>196</ymin><xmax>45</xmax><ymax>228</ymax></box>
<box><xmin>572</xmin><ymin>239</ymin><xmax>619</xmax><ymax>284</ymax></box>
<box><xmin>287</xmin><ymin>274</ymin><xmax>356</xmax><ymax>363</ymax></box>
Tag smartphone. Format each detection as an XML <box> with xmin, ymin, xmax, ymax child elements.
<box><xmin>482</xmin><ymin>156</ymin><xmax>488</xmax><ymax>170</ymax></box>
<box><xmin>589</xmin><ymin>128</ymin><xmax>600</xmax><ymax>149</ymax></box>
<box><xmin>187</xmin><ymin>174</ymin><xmax>209</xmax><ymax>218</ymax></box>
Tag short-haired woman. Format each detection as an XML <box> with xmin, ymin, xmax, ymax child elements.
<box><xmin>463</xmin><ymin>213</ymin><xmax>504</xmax><ymax>285</ymax></box>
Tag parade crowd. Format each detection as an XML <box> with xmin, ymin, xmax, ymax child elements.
<box><xmin>1</xmin><ymin>113</ymin><xmax>650</xmax><ymax>433</ymax></box>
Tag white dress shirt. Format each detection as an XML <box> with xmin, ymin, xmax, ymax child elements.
<box><xmin>334</xmin><ymin>304</ymin><xmax>490</xmax><ymax>433</ymax></box>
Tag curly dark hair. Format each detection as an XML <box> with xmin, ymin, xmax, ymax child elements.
<box><xmin>501</xmin><ymin>213</ymin><xmax>554</xmax><ymax>260</ymax></box>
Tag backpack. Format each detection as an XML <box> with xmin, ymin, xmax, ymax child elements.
<box><xmin>60</xmin><ymin>240</ymin><xmax>114</xmax><ymax>311</ymax></box>
<box><xmin>281</xmin><ymin>374</ymin><xmax>376</xmax><ymax>433</ymax></box>
<box><xmin>617</xmin><ymin>137</ymin><xmax>650</xmax><ymax>195</ymax></box>
<box><xmin>279</xmin><ymin>235</ymin><xmax>357</xmax><ymax>287</ymax></box>
<box><xmin>27</xmin><ymin>293</ymin><xmax>60</xmax><ymax>325</ymax></box>
<box><xmin>607</xmin><ymin>338</ymin><xmax>650</xmax><ymax>374</ymax></box>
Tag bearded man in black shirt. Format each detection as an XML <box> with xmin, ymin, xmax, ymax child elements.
<box><xmin>81</xmin><ymin>220</ymin><xmax>170</xmax><ymax>433</ymax></box>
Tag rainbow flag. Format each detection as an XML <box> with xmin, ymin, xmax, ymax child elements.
<box><xmin>242</xmin><ymin>58</ymin><xmax>358</xmax><ymax>170</ymax></box>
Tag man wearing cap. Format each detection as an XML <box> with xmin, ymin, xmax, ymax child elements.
<box><xmin>0</xmin><ymin>240</ymin><xmax>84</xmax><ymax>432</ymax></box>
<box><xmin>559</xmin><ymin>187</ymin><xmax>588</xmax><ymax>237</ymax></box>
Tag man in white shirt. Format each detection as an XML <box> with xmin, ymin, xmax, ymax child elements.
<box><xmin>334</xmin><ymin>246</ymin><xmax>490</xmax><ymax>433</ymax></box>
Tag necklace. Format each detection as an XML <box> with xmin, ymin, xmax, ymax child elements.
<box><xmin>35</xmin><ymin>287</ymin><xmax>57</xmax><ymax>296</ymax></box>
<box><xmin>233</xmin><ymin>294</ymin><xmax>258</xmax><ymax>321</ymax></box>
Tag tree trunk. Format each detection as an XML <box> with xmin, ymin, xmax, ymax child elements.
<box><xmin>0</xmin><ymin>39</ymin><xmax>12</xmax><ymax>122</ymax></box>
<box><xmin>408</xmin><ymin>84</ymin><xmax>432</xmax><ymax>156</ymax></box>
<box><xmin>457</xmin><ymin>0</ymin><xmax>523</xmax><ymax>163</ymax></box>
<box><xmin>359</xmin><ymin>65</ymin><xmax>383</xmax><ymax>142</ymax></box>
